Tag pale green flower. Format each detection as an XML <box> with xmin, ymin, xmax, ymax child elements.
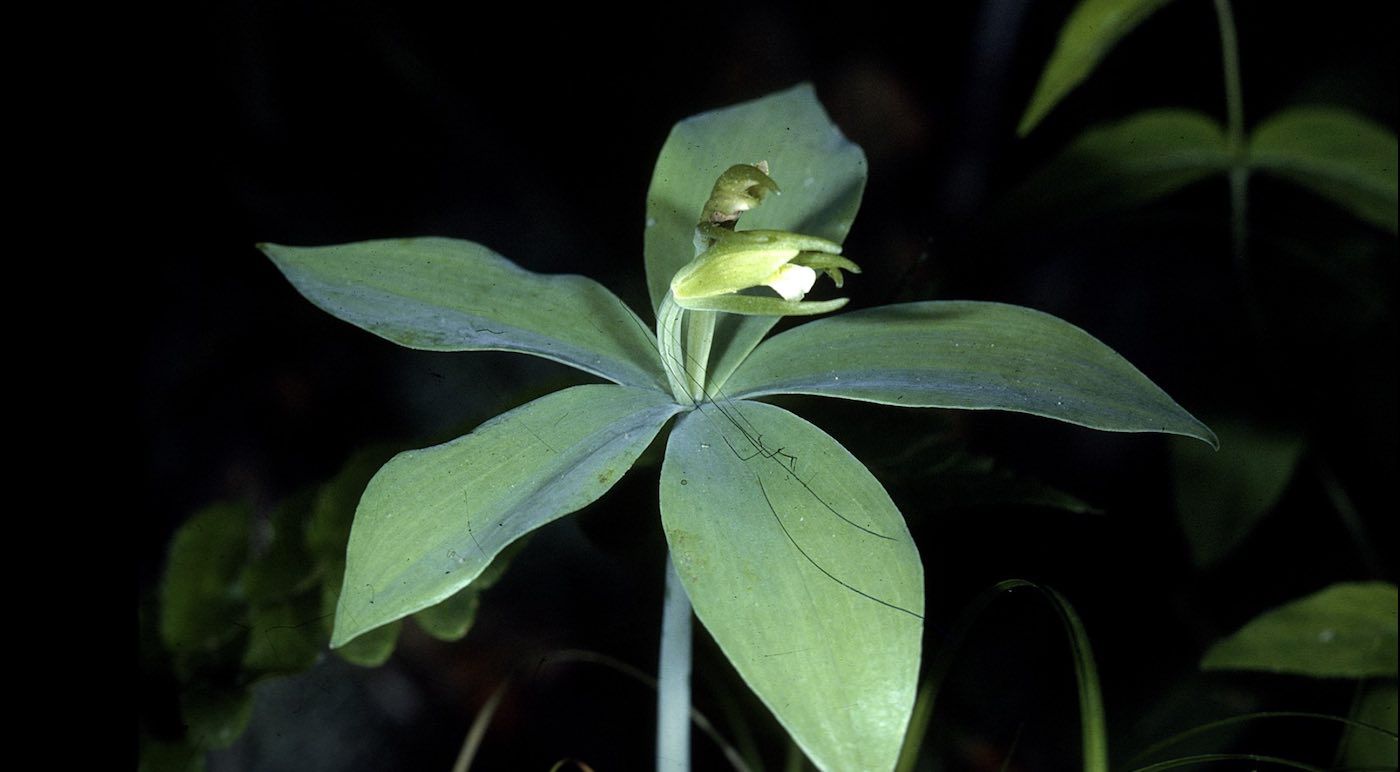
<box><xmin>667</xmin><ymin>163</ymin><xmax>861</xmax><ymax>316</ymax></box>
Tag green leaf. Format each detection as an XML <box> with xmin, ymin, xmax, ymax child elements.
<box><xmin>1004</xmin><ymin>109</ymin><xmax>1230</xmax><ymax>222</ymax></box>
<box><xmin>1018</xmin><ymin>0</ymin><xmax>1176</xmax><ymax>135</ymax></box>
<box><xmin>1202</xmin><ymin>583</ymin><xmax>1399</xmax><ymax>678</ymax></box>
<box><xmin>644</xmin><ymin>84</ymin><xmax>867</xmax><ymax>396</ymax></box>
<box><xmin>260</xmin><ymin>238</ymin><xmax>668</xmax><ymax>391</ymax></box>
<box><xmin>243</xmin><ymin>492</ymin><xmax>318</xmax><ymax>606</ymax></box>
<box><xmin>1248</xmin><ymin>106</ymin><xmax>1399</xmax><ymax>233</ymax></box>
<box><xmin>412</xmin><ymin>586</ymin><xmax>480</xmax><ymax>642</ymax></box>
<box><xmin>179</xmin><ymin>685</ymin><xmax>254</xmax><ymax>750</ymax></box>
<box><xmin>1340</xmin><ymin>681</ymin><xmax>1399</xmax><ymax>769</ymax></box>
<box><xmin>1171</xmin><ymin>418</ymin><xmax>1305</xmax><ymax>567</ymax></box>
<box><xmin>242</xmin><ymin>589</ymin><xmax>324</xmax><ymax>675</ymax></box>
<box><xmin>139</xmin><ymin>739</ymin><xmax>206</xmax><ymax>772</ymax></box>
<box><xmin>335</xmin><ymin>619</ymin><xmax>402</xmax><ymax>667</ymax></box>
<box><xmin>160</xmin><ymin>502</ymin><xmax>251</xmax><ymax>657</ymax></box>
<box><xmin>332</xmin><ymin>384</ymin><xmax>681</xmax><ymax>647</ymax></box>
<box><xmin>661</xmin><ymin>401</ymin><xmax>923</xmax><ymax>771</ymax></box>
<box><xmin>724</xmin><ymin>301</ymin><xmax>1217</xmax><ymax>447</ymax></box>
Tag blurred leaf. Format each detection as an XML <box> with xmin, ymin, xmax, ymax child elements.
<box><xmin>661</xmin><ymin>401</ymin><xmax>922</xmax><ymax>772</ymax></box>
<box><xmin>242</xmin><ymin>589</ymin><xmax>324</xmax><ymax>675</ymax></box>
<box><xmin>1018</xmin><ymin>0</ymin><xmax>1176</xmax><ymax>135</ymax></box>
<box><xmin>1006</xmin><ymin>109</ymin><xmax>1230</xmax><ymax>224</ymax></box>
<box><xmin>916</xmin><ymin>451</ymin><xmax>1100</xmax><ymax>514</ymax></box>
<box><xmin>139</xmin><ymin>739</ymin><xmax>206</xmax><ymax>772</ymax></box>
<box><xmin>243</xmin><ymin>491</ymin><xmax>318</xmax><ymax>606</ymax></box>
<box><xmin>1340</xmin><ymin>681</ymin><xmax>1399</xmax><ymax>769</ymax></box>
<box><xmin>179</xmin><ymin>684</ymin><xmax>254</xmax><ymax>750</ymax></box>
<box><xmin>644</xmin><ymin>83</ymin><xmax>867</xmax><ymax>395</ymax></box>
<box><xmin>725</xmin><ymin>301</ymin><xmax>1217</xmax><ymax>447</ymax></box>
<box><xmin>1203</xmin><ymin>583</ymin><xmax>1399</xmax><ymax>678</ymax></box>
<box><xmin>1249</xmin><ymin>106</ymin><xmax>1399</xmax><ymax>234</ymax></box>
<box><xmin>160</xmin><ymin>502</ymin><xmax>251</xmax><ymax>658</ymax></box>
<box><xmin>1171</xmin><ymin>418</ymin><xmax>1305</xmax><ymax>567</ymax></box>
<box><xmin>335</xmin><ymin>619</ymin><xmax>403</xmax><ymax>667</ymax></box>
<box><xmin>261</xmin><ymin>239</ymin><xmax>668</xmax><ymax>391</ymax></box>
<box><xmin>411</xmin><ymin>537</ymin><xmax>528</xmax><ymax>642</ymax></box>
<box><xmin>307</xmin><ymin>446</ymin><xmax>402</xmax><ymax>566</ymax></box>
<box><xmin>413</xmin><ymin>586</ymin><xmax>481</xmax><ymax>642</ymax></box>
<box><xmin>332</xmin><ymin>385</ymin><xmax>680</xmax><ymax>647</ymax></box>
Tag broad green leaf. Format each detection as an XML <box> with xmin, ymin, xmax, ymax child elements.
<box><xmin>332</xmin><ymin>384</ymin><xmax>681</xmax><ymax>647</ymax></box>
<box><xmin>644</xmin><ymin>84</ymin><xmax>867</xmax><ymax>396</ymax></box>
<box><xmin>1005</xmin><ymin>109</ymin><xmax>1230</xmax><ymax>222</ymax></box>
<box><xmin>160</xmin><ymin>502</ymin><xmax>251</xmax><ymax>657</ymax></box>
<box><xmin>1171</xmin><ymin>418</ymin><xmax>1304</xmax><ymax>567</ymax></box>
<box><xmin>412</xmin><ymin>586</ymin><xmax>480</xmax><ymax>642</ymax></box>
<box><xmin>661</xmin><ymin>401</ymin><xmax>923</xmax><ymax>771</ymax></box>
<box><xmin>1202</xmin><ymin>583</ymin><xmax>1399</xmax><ymax>678</ymax></box>
<box><xmin>1019</xmin><ymin>0</ymin><xmax>1176</xmax><ymax>135</ymax></box>
<box><xmin>1340</xmin><ymin>681</ymin><xmax>1399</xmax><ymax>769</ymax></box>
<box><xmin>724</xmin><ymin>301</ymin><xmax>1217</xmax><ymax>447</ymax></box>
<box><xmin>1249</xmin><ymin>106</ymin><xmax>1399</xmax><ymax>233</ymax></box>
<box><xmin>261</xmin><ymin>238</ymin><xmax>668</xmax><ymax>391</ymax></box>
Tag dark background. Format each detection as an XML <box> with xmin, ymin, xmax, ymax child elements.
<box><xmin>144</xmin><ymin>2</ymin><xmax>1396</xmax><ymax>769</ymax></box>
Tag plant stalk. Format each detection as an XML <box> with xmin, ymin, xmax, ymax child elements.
<box><xmin>1212</xmin><ymin>0</ymin><xmax>1265</xmax><ymax>335</ymax></box>
<box><xmin>657</xmin><ymin>553</ymin><xmax>693</xmax><ymax>772</ymax></box>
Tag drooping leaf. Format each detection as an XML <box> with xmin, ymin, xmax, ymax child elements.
<box><xmin>304</xmin><ymin>445</ymin><xmax>409</xmax><ymax>666</ymax></box>
<box><xmin>412</xmin><ymin>586</ymin><xmax>481</xmax><ymax>642</ymax></box>
<box><xmin>335</xmin><ymin>619</ymin><xmax>402</xmax><ymax>667</ymax></box>
<box><xmin>724</xmin><ymin>301</ymin><xmax>1217</xmax><ymax>447</ymax></box>
<box><xmin>1340</xmin><ymin>681</ymin><xmax>1399</xmax><ymax>769</ymax></box>
<box><xmin>1202</xmin><ymin>583</ymin><xmax>1399</xmax><ymax>678</ymax></box>
<box><xmin>261</xmin><ymin>238</ymin><xmax>668</xmax><ymax>391</ymax></box>
<box><xmin>160</xmin><ymin>502</ymin><xmax>251</xmax><ymax>658</ymax></box>
<box><xmin>1248</xmin><ymin>106</ymin><xmax>1399</xmax><ymax>233</ymax></box>
<box><xmin>1004</xmin><ymin>109</ymin><xmax>1230</xmax><ymax>223</ymax></box>
<box><xmin>644</xmin><ymin>84</ymin><xmax>867</xmax><ymax>395</ymax></box>
<box><xmin>661</xmin><ymin>401</ymin><xmax>923</xmax><ymax>772</ymax></box>
<box><xmin>1018</xmin><ymin>0</ymin><xmax>1177</xmax><ymax>135</ymax></box>
<box><xmin>410</xmin><ymin>537</ymin><xmax>528</xmax><ymax>642</ymax></box>
<box><xmin>332</xmin><ymin>384</ymin><xmax>681</xmax><ymax>647</ymax></box>
<box><xmin>1171</xmin><ymin>418</ymin><xmax>1305</xmax><ymax>567</ymax></box>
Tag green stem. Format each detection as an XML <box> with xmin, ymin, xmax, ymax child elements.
<box><xmin>685</xmin><ymin>310</ymin><xmax>717</xmax><ymax>403</ymax></box>
<box><xmin>1212</xmin><ymin>0</ymin><xmax>1264</xmax><ymax>332</ymax></box>
<box><xmin>657</xmin><ymin>554</ymin><xmax>693</xmax><ymax>772</ymax></box>
<box><xmin>1213</xmin><ymin>0</ymin><xmax>1245</xmax><ymax>153</ymax></box>
<box><xmin>657</xmin><ymin>293</ymin><xmax>694</xmax><ymax>405</ymax></box>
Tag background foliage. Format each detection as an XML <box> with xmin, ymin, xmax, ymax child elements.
<box><xmin>145</xmin><ymin>2</ymin><xmax>1395</xmax><ymax>769</ymax></box>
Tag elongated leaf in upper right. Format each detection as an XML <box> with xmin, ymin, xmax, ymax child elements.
<box><xmin>1003</xmin><ymin>109</ymin><xmax>1230</xmax><ymax>225</ymax></box>
<box><xmin>724</xmin><ymin>301</ymin><xmax>1216</xmax><ymax>446</ymax></box>
<box><xmin>1019</xmin><ymin>0</ymin><xmax>1176</xmax><ymax>135</ymax></box>
<box><xmin>1248</xmin><ymin>106</ymin><xmax>1399</xmax><ymax>234</ymax></box>
<box><xmin>261</xmin><ymin>238</ymin><xmax>668</xmax><ymax>391</ymax></box>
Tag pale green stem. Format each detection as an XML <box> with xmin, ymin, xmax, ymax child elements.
<box><xmin>684</xmin><ymin>310</ymin><xmax>716</xmax><ymax>402</ymax></box>
<box><xmin>1212</xmin><ymin>0</ymin><xmax>1265</xmax><ymax>333</ymax></box>
<box><xmin>657</xmin><ymin>292</ymin><xmax>694</xmax><ymax>405</ymax></box>
<box><xmin>657</xmin><ymin>553</ymin><xmax>693</xmax><ymax>772</ymax></box>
